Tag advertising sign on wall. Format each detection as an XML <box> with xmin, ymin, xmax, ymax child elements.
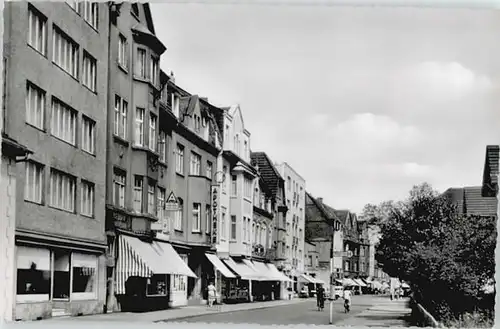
<box><xmin>211</xmin><ymin>185</ymin><xmax>218</xmax><ymax>245</ymax></box>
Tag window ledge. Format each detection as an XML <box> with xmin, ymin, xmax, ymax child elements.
<box><xmin>117</xmin><ymin>62</ymin><xmax>129</xmax><ymax>75</ymax></box>
<box><xmin>191</xmin><ymin>230</ymin><xmax>202</xmax><ymax>234</ymax></box>
<box><xmin>25</xmin><ymin>122</ymin><xmax>46</xmax><ymax>133</ymax></box>
<box><xmin>113</xmin><ymin>135</ymin><xmax>129</xmax><ymax>147</ymax></box>
<box><xmin>82</xmin><ymin>84</ymin><xmax>97</xmax><ymax>95</ymax></box>
<box><xmin>51</xmin><ymin>134</ymin><xmax>77</xmax><ymax>148</ymax></box>
<box><xmin>176</xmin><ymin>172</ymin><xmax>185</xmax><ymax>178</ymax></box>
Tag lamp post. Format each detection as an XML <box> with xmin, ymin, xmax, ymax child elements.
<box><xmin>329</xmin><ymin>219</ymin><xmax>341</xmax><ymax>324</ymax></box>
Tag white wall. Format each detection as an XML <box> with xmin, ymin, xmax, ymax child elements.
<box><xmin>0</xmin><ymin>155</ymin><xmax>17</xmax><ymax>322</ymax></box>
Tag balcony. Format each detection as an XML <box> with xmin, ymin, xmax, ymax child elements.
<box><xmin>106</xmin><ymin>205</ymin><xmax>155</xmax><ymax>240</ymax></box>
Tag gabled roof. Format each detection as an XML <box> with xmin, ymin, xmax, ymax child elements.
<box><xmin>251</xmin><ymin>152</ymin><xmax>284</xmax><ymax>199</ymax></box>
<box><xmin>482</xmin><ymin>145</ymin><xmax>499</xmax><ymax>197</ymax></box>
<box><xmin>443</xmin><ymin>186</ymin><xmax>497</xmax><ymax>217</ymax></box>
<box><xmin>305</xmin><ymin>192</ymin><xmax>341</xmax><ymax>225</ymax></box>
<box><xmin>333</xmin><ymin>210</ymin><xmax>349</xmax><ymax>223</ymax></box>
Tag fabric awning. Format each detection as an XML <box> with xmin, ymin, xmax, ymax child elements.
<box><xmin>265</xmin><ymin>263</ymin><xmax>293</xmax><ymax>282</ymax></box>
<box><xmin>335</xmin><ymin>279</ymin><xmax>343</xmax><ymax>285</ymax></box>
<box><xmin>313</xmin><ymin>277</ymin><xmax>325</xmax><ymax>285</ymax></box>
<box><xmin>343</xmin><ymin>278</ymin><xmax>358</xmax><ymax>286</ymax></box>
<box><xmin>223</xmin><ymin>257</ymin><xmax>262</xmax><ymax>281</ymax></box>
<box><xmin>353</xmin><ymin>278</ymin><xmax>367</xmax><ymax>287</ymax></box>
<box><xmin>116</xmin><ymin>235</ymin><xmax>197</xmax><ymax>294</ymax></box>
<box><xmin>205</xmin><ymin>254</ymin><xmax>236</xmax><ymax>279</ymax></box>
<box><xmin>250</xmin><ymin>260</ymin><xmax>279</xmax><ymax>281</ymax></box>
<box><xmin>299</xmin><ymin>273</ymin><xmax>316</xmax><ymax>284</ymax></box>
<box><xmin>372</xmin><ymin>281</ymin><xmax>383</xmax><ymax>289</ymax></box>
<box><xmin>401</xmin><ymin>282</ymin><xmax>410</xmax><ymax>289</ymax></box>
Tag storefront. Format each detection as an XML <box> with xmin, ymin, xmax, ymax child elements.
<box><xmin>204</xmin><ymin>253</ymin><xmax>236</xmax><ymax>302</ymax></box>
<box><xmin>114</xmin><ymin>234</ymin><xmax>197</xmax><ymax>312</ymax></box>
<box><xmin>14</xmin><ymin>243</ymin><xmax>106</xmax><ymax>321</ymax></box>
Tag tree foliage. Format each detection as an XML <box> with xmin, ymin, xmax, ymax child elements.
<box><xmin>371</xmin><ymin>183</ymin><xmax>497</xmax><ymax>323</ymax></box>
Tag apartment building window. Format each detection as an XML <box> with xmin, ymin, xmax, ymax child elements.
<box><xmin>192</xmin><ymin>203</ymin><xmax>201</xmax><ymax>232</ymax></box>
<box><xmin>27</xmin><ymin>6</ymin><xmax>47</xmax><ymax>55</ymax></box>
<box><xmin>80</xmin><ymin>180</ymin><xmax>94</xmax><ymax>217</ymax></box>
<box><xmin>206</xmin><ymin>161</ymin><xmax>213</xmax><ymax>179</ymax></box>
<box><xmin>52</xmin><ymin>26</ymin><xmax>79</xmax><ymax>78</ymax></box>
<box><xmin>80</xmin><ymin>1</ymin><xmax>98</xmax><ymax>30</ymax></box>
<box><xmin>174</xmin><ymin>198</ymin><xmax>183</xmax><ymax>231</ymax></box>
<box><xmin>81</xmin><ymin>116</ymin><xmax>95</xmax><ymax>154</ymax></box>
<box><xmin>26</xmin><ymin>82</ymin><xmax>45</xmax><ymax>130</ymax></box>
<box><xmin>205</xmin><ymin>205</ymin><xmax>210</xmax><ymax>234</ymax></box>
<box><xmin>114</xmin><ymin>95</ymin><xmax>128</xmax><ymax>139</ymax></box>
<box><xmin>51</xmin><ymin>98</ymin><xmax>76</xmax><ymax>145</ymax></box>
<box><xmin>221</xmin><ymin>209</ymin><xmax>227</xmax><ymax>239</ymax></box>
<box><xmin>151</xmin><ymin>56</ymin><xmax>159</xmax><ymax>86</ymax></box>
<box><xmin>134</xmin><ymin>108</ymin><xmax>144</xmax><ymax>146</ymax></box>
<box><xmin>82</xmin><ymin>51</ymin><xmax>97</xmax><ymax>92</ymax></box>
<box><xmin>254</xmin><ymin>224</ymin><xmax>258</xmax><ymax>244</ymax></box>
<box><xmin>190</xmin><ymin>152</ymin><xmax>201</xmax><ymax>176</ymax></box>
<box><xmin>175</xmin><ymin>144</ymin><xmax>184</xmax><ymax>175</ymax></box>
<box><xmin>149</xmin><ymin>113</ymin><xmax>156</xmax><ymax>151</ymax></box>
<box><xmin>157</xmin><ymin>187</ymin><xmax>165</xmax><ymax>220</ymax></box>
<box><xmin>131</xmin><ymin>3</ymin><xmax>139</xmax><ymax>17</ymax></box>
<box><xmin>344</xmin><ymin>261</ymin><xmax>349</xmax><ymax>271</ymax></box>
<box><xmin>158</xmin><ymin>131</ymin><xmax>166</xmax><ymax>163</ymax></box>
<box><xmin>133</xmin><ymin>176</ymin><xmax>143</xmax><ymax>213</ymax></box>
<box><xmin>243</xmin><ymin>178</ymin><xmax>252</xmax><ymax>199</ymax></box>
<box><xmin>222</xmin><ymin>166</ymin><xmax>228</xmax><ymax>191</ymax></box>
<box><xmin>230</xmin><ymin>215</ymin><xmax>237</xmax><ymax>240</ymax></box>
<box><xmin>25</xmin><ymin>162</ymin><xmax>44</xmax><ymax>204</ymax></box>
<box><xmin>135</xmin><ymin>48</ymin><xmax>146</xmax><ymax>78</ymax></box>
<box><xmin>113</xmin><ymin>170</ymin><xmax>126</xmax><ymax>207</ymax></box>
<box><xmin>118</xmin><ymin>34</ymin><xmax>128</xmax><ymax>69</ymax></box>
<box><xmin>147</xmin><ymin>182</ymin><xmax>155</xmax><ymax>215</ymax></box>
<box><xmin>287</xmin><ymin>177</ymin><xmax>291</xmax><ymax>190</ymax></box>
<box><xmin>231</xmin><ymin>175</ymin><xmax>237</xmax><ymax>196</ymax></box>
<box><xmin>50</xmin><ymin>169</ymin><xmax>75</xmax><ymax>212</ymax></box>
<box><xmin>244</xmin><ymin>140</ymin><xmax>248</xmax><ymax>158</ymax></box>
<box><xmin>242</xmin><ymin>217</ymin><xmax>247</xmax><ymax>242</ymax></box>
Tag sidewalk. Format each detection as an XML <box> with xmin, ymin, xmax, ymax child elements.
<box><xmin>44</xmin><ymin>298</ymin><xmax>310</xmax><ymax>323</ymax></box>
<box><xmin>335</xmin><ymin>297</ymin><xmax>412</xmax><ymax>327</ymax></box>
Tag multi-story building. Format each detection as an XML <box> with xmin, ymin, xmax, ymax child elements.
<box><xmin>335</xmin><ymin>210</ymin><xmax>362</xmax><ymax>278</ymax></box>
<box><xmin>356</xmin><ymin>220</ymin><xmax>371</xmax><ymax>278</ymax></box>
<box><xmin>251</xmin><ymin>151</ymin><xmax>293</xmax><ymax>299</ymax></box>
<box><xmin>3</xmin><ymin>1</ymin><xmax>109</xmax><ymax>320</ymax></box>
<box><xmin>104</xmin><ymin>3</ymin><xmax>195</xmax><ymax>313</ymax></box>
<box><xmin>275</xmin><ymin>162</ymin><xmax>306</xmax><ymax>292</ymax></box>
<box><xmin>168</xmin><ymin>91</ymin><xmax>223</xmax><ymax>306</ymax></box>
<box><xmin>304</xmin><ymin>193</ymin><xmax>343</xmax><ymax>295</ymax></box>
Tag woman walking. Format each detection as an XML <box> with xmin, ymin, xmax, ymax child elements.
<box><xmin>207</xmin><ymin>281</ymin><xmax>216</xmax><ymax>308</ymax></box>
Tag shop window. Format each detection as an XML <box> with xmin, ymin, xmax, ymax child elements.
<box><xmin>147</xmin><ymin>274</ymin><xmax>167</xmax><ymax>296</ymax></box>
<box><xmin>53</xmin><ymin>249</ymin><xmax>71</xmax><ymax>299</ymax></box>
<box><xmin>16</xmin><ymin>246</ymin><xmax>51</xmax><ymax>302</ymax></box>
<box><xmin>72</xmin><ymin>253</ymin><xmax>97</xmax><ymax>300</ymax></box>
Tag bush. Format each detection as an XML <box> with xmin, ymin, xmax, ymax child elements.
<box><xmin>366</xmin><ymin>183</ymin><xmax>497</xmax><ymax>327</ymax></box>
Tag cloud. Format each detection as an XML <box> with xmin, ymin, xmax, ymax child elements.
<box><xmin>327</xmin><ymin>113</ymin><xmax>422</xmax><ymax>158</ymax></box>
<box><xmin>394</xmin><ymin>61</ymin><xmax>494</xmax><ymax>102</ymax></box>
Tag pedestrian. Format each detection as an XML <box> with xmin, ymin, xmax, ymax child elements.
<box><xmin>316</xmin><ymin>285</ymin><xmax>325</xmax><ymax>311</ymax></box>
<box><xmin>207</xmin><ymin>281</ymin><xmax>216</xmax><ymax>308</ymax></box>
<box><xmin>343</xmin><ymin>287</ymin><xmax>352</xmax><ymax>313</ymax></box>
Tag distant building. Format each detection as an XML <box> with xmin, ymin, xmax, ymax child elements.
<box><xmin>275</xmin><ymin>162</ymin><xmax>306</xmax><ymax>292</ymax></box>
<box><xmin>443</xmin><ymin>145</ymin><xmax>498</xmax><ymax>217</ymax></box>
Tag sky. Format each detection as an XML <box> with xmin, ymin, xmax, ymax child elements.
<box><xmin>150</xmin><ymin>3</ymin><xmax>500</xmax><ymax>213</ymax></box>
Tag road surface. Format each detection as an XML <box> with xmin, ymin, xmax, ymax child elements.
<box><xmin>163</xmin><ymin>295</ymin><xmax>386</xmax><ymax>325</ymax></box>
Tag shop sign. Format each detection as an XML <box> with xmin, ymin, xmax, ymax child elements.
<box><xmin>211</xmin><ymin>185</ymin><xmax>218</xmax><ymax>245</ymax></box>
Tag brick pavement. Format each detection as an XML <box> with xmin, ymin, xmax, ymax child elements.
<box><xmin>334</xmin><ymin>297</ymin><xmax>412</xmax><ymax>327</ymax></box>
<box><xmin>43</xmin><ymin>298</ymin><xmax>310</xmax><ymax>323</ymax></box>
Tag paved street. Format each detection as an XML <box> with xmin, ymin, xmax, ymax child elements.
<box><xmin>162</xmin><ymin>295</ymin><xmax>411</xmax><ymax>326</ymax></box>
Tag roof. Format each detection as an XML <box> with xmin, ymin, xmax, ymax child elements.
<box><xmin>482</xmin><ymin>145</ymin><xmax>499</xmax><ymax>197</ymax></box>
<box><xmin>333</xmin><ymin>210</ymin><xmax>349</xmax><ymax>222</ymax></box>
<box><xmin>443</xmin><ymin>186</ymin><xmax>497</xmax><ymax>217</ymax></box>
<box><xmin>305</xmin><ymin>192</ymin><xmax>341</xmax><ymax>225</ymax></box>
<box><xmin>251</xmin><ymin>152</ymin><xmax>284</xmax><ymax>199</ymax></box>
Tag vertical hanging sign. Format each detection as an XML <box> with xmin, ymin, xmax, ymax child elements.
<box><xmin>211</xmin><ymin>185</ymin><xmax>218</xmax><ymax>245</ymax></box>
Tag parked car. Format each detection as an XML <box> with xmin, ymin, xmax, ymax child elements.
<box><xmin>299</xmin><ymin>287</ymin><xmax>309</xmax><ymax>298</ymax></box>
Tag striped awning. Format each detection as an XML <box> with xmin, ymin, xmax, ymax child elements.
<box><xmin>250</xmin><ymin>260</ymin><xmax>282</xmax><ymax>281</ymax></box>
<box><xmin>205</xmin><ymin>254</ymin><xmax>236</xmax><ymax>279</ymax></box>
<box><xmin>116</xmin><ymin>235</ymin><xmax>197</xmax><ymax>294</ymax></box>
<box><xmin>223</xmin><ymin>258</ymin><xmax>262</xmax><ymax>281</ymax></box>
<box><xmin>353</xmin><ymin>278</ymin><xmax>367</xmax><ymax>287</ymax></box>
<box><xmin>266</xmin><ymin>263</ymin><xmax>293</xmax><ymax>282</ymax></box>
<box><xmin>343</xmin><ymin>278</ymin><xmax>358</xmax><ymax>286</ymax></box>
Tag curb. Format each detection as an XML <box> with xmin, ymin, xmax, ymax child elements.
<box><xmin>153</xmin><ymin>299</ymin><xmax>311</xmax><ymax>323</ymax></box>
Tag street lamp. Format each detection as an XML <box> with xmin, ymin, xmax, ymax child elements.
<box><xmin>329</xmin><ymin>219</ymin><xmax>341</xmax><ymax>324</ymax></box>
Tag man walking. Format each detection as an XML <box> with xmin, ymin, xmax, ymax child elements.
<box><xmin>343</xmin><ymin>287</ymin><xmax>352</xmax><ymax>313</ymax></box>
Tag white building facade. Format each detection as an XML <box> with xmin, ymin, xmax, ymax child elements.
<box><xmin>275</xmin><ymin>162</ymin><xmax>306</xmax><ymax>292</ymax></box>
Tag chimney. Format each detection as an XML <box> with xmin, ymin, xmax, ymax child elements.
<box><xmin>200</xmin><ymin>97</ymin><xmax>208</xmax><ymax>102</ymax></box>
<box><xmin>317</xmin><ymin>197</ymin><xmax>323</xmax><ymax>204</ymax></box>
<box><xmin>170</xmin><ymin>70</ymin><xmax>175</xmax><ymax>84</ymax></box>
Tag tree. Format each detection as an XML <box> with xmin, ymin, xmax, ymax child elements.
<box><xmin>374</xmin><ymin>182</ymin><xmax>497</xmax><ymax>323</ymax></box>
